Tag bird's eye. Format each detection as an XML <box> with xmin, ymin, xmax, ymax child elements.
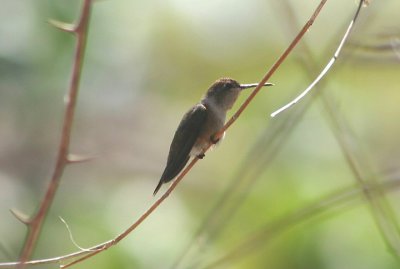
<box><xmin>224</xmin><ymin>82</ymin><xmax>232</xmax><ymax>90</ymax></box>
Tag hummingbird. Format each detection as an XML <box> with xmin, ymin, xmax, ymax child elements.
<box><xmin>153</xmin><ymin>78</ymin><xmax>273</xmax><ymax>195</ymax></box>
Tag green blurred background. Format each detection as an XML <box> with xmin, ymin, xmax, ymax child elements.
<box><xmin>1</xmin><ymin>0</ymin><xmax>400</xmax><ymax>268</ymax></box>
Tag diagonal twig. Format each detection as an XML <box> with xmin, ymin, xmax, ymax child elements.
<box><xmin>278</xmin><ymin>0</ymin><xmax>400</xmax><ymax>257</ymax></box>
<box><xmin>62</xmin><ymin>0</ymin><xmax>328</xmax><ymax>266</ymax></box>
<box><xmin>3</xmin><ymin>176</ymin><xmax>400</xmax><ymax>268</ymax></box>
<box><xmin>270</xmin><ymin>0</ymin><xmax>365</xmax><ymax>117</ymax></box>
<box><xmin>293</xmin><ymin>0</ymin><xmax>400</xmax><ymax>259</ymax></box>
<box><xmin>171</xmin><ymin>70</ymin><xmax>320</xmax><ymax>269</ymax></box>
<box><xmin>198</xmin><ymin>0</ymin><xmax>400</xmax><ymax>267</ymax></box>
<box><xmin>216</xmin><ymin>0</ymin><xmax>328</xmax><ymax>136</ymax></box>
<box><xmin>187</xmin><ymin>1</ymin><xmax>370</xmax><ymax>268</ymax></box>
<box><xmin>1</xmin><ymin>0</ymin><xmax>329</xmax><ymax>267</ymax></box>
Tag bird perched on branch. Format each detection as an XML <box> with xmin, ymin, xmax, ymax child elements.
<box><xmin>153</xmin><ymin>78</ymin><xmax>273</xmax><ymax>195</ymax></box>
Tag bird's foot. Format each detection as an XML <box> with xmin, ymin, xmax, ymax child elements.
<box><xmin>197</xmin><ymin>153</ymin><xmax>205</xmax><ymax>159</ymax></box>
<box><xmin>210</xmin><ymin>135</ymin><xmax>220</xmax><ymax>144</ymax></box>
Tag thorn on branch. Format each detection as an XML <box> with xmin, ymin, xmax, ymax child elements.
<box><xmin>16</xmin><ymin>1</ymin><xmax>93</xmax><ymax>267</ymax></box>
<box><xmin>10</xmin><ymin>208</ymin><xmax>31</xmax><ymax>225</ymax></box>
<box><xmin>48</xmin><ymin>19</ymin><xmax>76</xmax><ymax>33</ymax></box>
<box><xmin>2</xmin><ymin>1</ymin><xmax>329</xmax><ymax>268</ymax></box>
<box><xmin>66</xmin><ymin>154</ymin><xmax>97</xmax><ymax>164</ymax></box>
<box><xmin>362</xmin><ymin>0</ymin><xmax>371</xmax><ymax>7</ymax></box>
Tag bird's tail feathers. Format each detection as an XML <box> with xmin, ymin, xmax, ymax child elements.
<box><xmin>153</xmin><ymin>180</ymin><xmax>163</xmax><ymax>196</ymax></box>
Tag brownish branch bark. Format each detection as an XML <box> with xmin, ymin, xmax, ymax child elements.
<box><xmin>17</xmin><ymin>1</ymin><xmax>92</xmax><ymax>268</ymax></box>
<box><xmin>2</xmin><ymin>0</ymin><xmax>329</xmax><ymax>268</ymax></box>
<box><xmin>215</xmin><ymin>0</ymin><xmax>328</xmax><ymax>138</ymax></box>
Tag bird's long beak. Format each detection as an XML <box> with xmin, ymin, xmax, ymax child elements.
<box><xmin>240</xmin><ymin>82</ymin><xmax>274</xmax><ymax>90</ymax></box>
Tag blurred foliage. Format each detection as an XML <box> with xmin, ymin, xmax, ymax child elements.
<box><xmin>1</xmin><ymin>0</ymin><xmax>400</xmax><ymax>269</ymax></box>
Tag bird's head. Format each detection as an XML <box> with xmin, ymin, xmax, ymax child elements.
<box><xmin>203</xmin><ymin>77</ymin><xmax>273</xmax><ymax>110</ymax></box>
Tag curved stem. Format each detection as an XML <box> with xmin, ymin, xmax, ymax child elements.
<box><xmin>3</xmin><ymin>0</ymin><xmax>329</xmax><ymax>267</ymax></box>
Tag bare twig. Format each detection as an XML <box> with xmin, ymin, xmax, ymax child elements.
<box><xmin>61</xmin><ymin>0</ymin><xmax>331</xmax><ymax>266</ymax></box>
<box><xmin>1</xmin><ymin>0</ymin><xmax>329</xmax><ymax>268</ymax></box>
<box><xmin>270</xmin><ymin>0</ymin><xmax>365</xmax><ymax>117</ymax></box>
<box><xmin>276</xmin><ymin>0</ymin><xmax>400</xmax><ymax>257</ymax></box>
<box><xmin>0</xmin><ymin>157</ymin><xmax>200</xmax><ymax>268</ymax></box>
<box><xmin>216</xmin><ymin>0</ymin><xmax>328</xmax><ymax>137</ymax></box>
<box><xmin>59</xmin><ymin>217</ymin><xmax>91</xmax><ymax>252</ymax></box>
<box><xmin>173</xmin><ymin>1</ymin><xmax>371</xmax><ymax>268</ymax></box>
<box><xmin>171</xmin><ymin>73</ymin><xmax>320</xmax><ymax>269</ymax></box>
<box><xmin>16</xmin><ymin>1</ymin><xmax>92</xmax><ymax>268</ymax></box>
<box><xmin>277</xmin><ymin>0</ymin><xmax>400</xmax><ymax>259</ymax></box>
<box><xmin>199</xmin><ymin>0</ymin><xmax>400</xmax><ymax>266</ymax></box>
<box><xmin>61</xmin><ymin>156</ymin><xmax>200</xmax><ymax>268</ymax></box>
<box><xmin>2</xmin><ymin>177</ymin><xmax>400</xmax><ymax>269</ymax></box>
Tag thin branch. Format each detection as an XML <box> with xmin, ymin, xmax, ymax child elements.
<box><xmin>220</xmin><ymin>0</ymin><xmax>400</xmax><ymax>266</ymax></box>
<box><xmin>109</xmin><ymin>0</ymin><xmax>328</xmax><ymax>262</ymax></box>
<box><xmin>179</xmin><ymin>4</ymin><xmax>367</xmax><ymax>269</ymax></box>
<box><xmin>0</xmin><ymin>157</ymin><xmax>200</xmax><ymax>268</ymax></box>
<box><xmin>60</xmin><ymin>249</ymin><xmax>102</xmax><ymax>269</ymax></box>
<box><xmin>16</xmin><ymin>1</ymin><xmax>92</xmax><ymax>268</ymax></box>
<box><xmin>272</xmin><ymin>0</ymin><xmax>400</xmax><ymax>259</ymax></box>
<box><xmin>173</xmin><ymin>2</ymin><xmax>366</xmax><ymax>268</ymax></box>
<box><xmin>216</xmin><ymin>0</ymin><xmax>328</xmax><ymax>137</ymax></box>
<box><xmin>276</xmin><ymin>0</ymin><xmax>400</xmax><ymax>257</ymax></box>
<box><xmin>178</xmin><ymin>1</ymin><xmax>373</xmax><ymax>267</ymax></box>
<box><xmin>59</xmin><ymin>217</ymin><xmax>92</xmax><ymax>252</ymax></box>
<box><xmin>270</xmin><ymin>0</ymin><xmax>365</xmax><ymax>118</ymax></box>
<box><xmin>2</xmin><ymin>176</ymin><xmax>399</xmax><ymax>269</ymax></box>
<box><xmin>59</xmin><ymin>156</ymin><xmax>199</xmax><ymax>267</ymax></box>
<box><xmin>171</xmin><ymin>78</ymin><xmax>319</xmax><ymax>269</ymax></box>
<box><xmin>1</xmin><ymin>0</ymin><xmax>329</xmax><ymax>268</ymax></box>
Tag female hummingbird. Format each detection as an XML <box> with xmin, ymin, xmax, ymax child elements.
<box><xmin>153</xmin><ymin>78</ymin><xmax>273</xmax><ymax>195</ymax></box>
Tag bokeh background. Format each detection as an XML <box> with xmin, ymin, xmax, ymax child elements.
<box><xmin>1</xmin><ymin>0</ymin><xmax>400</xmax><ymax>268</ymax></box>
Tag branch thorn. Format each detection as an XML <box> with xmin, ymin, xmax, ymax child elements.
<box><xmin>10</xmin><ymin>208</ymin><xmax>31</xmax><ymax>225</ymax></box>
<box><xmin>48</xmin><ymin>19</ymin><xmax>76</xmax><ymax>33</ymax></box>
<box><xmin>66</xmin><ymin>153</ymin><xmax>97</xmax><ymax>164</ymax></box>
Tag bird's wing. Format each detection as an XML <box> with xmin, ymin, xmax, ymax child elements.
<box><xmin>160</xmin><ymin>103</ymin><xmax>208</xmax><ymax>183</ymax></box>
